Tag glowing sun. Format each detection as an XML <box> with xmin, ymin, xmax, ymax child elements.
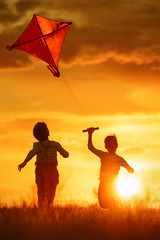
<box><xmin>116</xmin><ymin>176</ymin><xmax>141</xmax><ymax>198</ymax></box>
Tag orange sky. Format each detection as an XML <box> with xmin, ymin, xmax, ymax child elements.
<box><xmin>0</xmin><ymin>0</ymin><xmax>160</xmax><ymax>205</ymax></box>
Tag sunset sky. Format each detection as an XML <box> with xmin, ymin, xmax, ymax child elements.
<box><xmin>1</xmin><ymin>0</ymin><xmax>160</xmax><ymax>205</ymax></box>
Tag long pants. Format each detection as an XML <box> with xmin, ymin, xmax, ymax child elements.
<box><xmin>35</xmin><ymin>163</ymin><xmax>59</xmax><ymax>208</ymax></box>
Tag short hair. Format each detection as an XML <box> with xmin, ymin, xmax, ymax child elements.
<box><xmin>104</xmin><ymin>134</ymin><xmax>118</xmax><ymax>149</ymax></box>
<box><xmin>33</xmin><ymin>122</ymin><xmax>49</xmax><ymax>142</ymax></box>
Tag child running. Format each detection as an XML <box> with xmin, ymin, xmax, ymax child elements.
<box><xmin>86</xmin><ymin>127</ymin><xmax>134</xmax><ymax>208</ymax></box>
<box><xmin>18</xmin><ymin>122</ymin><xmax>69</xmax><ymax>208</ymax></box>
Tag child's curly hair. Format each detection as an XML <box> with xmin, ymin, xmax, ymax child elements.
<box><xmin>33</xmin><ymin>122</ymin><xmax>49</xmax><ymax>142</ymax></box>
<box><xmin>104</xmin><ymin>134</ymin><xmax>118</xmax><ymax>150</ymax></box>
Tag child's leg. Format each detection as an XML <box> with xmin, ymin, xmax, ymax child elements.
<box><xmin>98</xmin><ymin>181</ymin><xmax>114</xmax><ymax>208</ymax></box>
<box><xmin>45</xmin><ymin>167</ymin><xmax>59</xmax><ymax>206</ymax></box>
<box><xmin>46</xmin><ymin>184</ymin><xmax>57</xmax><ymax>206</ymax></box>
<box><xmin>35</xmin><ymin>166</ymin><xmax>46</xmax><ymax>207</ymax></box>
<box><xmin>37</xmin><ymin>184</ymin><xmax>46</xmax><ymax>207</ymax></box>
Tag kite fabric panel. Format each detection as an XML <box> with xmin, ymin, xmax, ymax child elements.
<box><xmin>7</xmin><ymin>14</ymin><xmax>72</xmax><ymax>77</ymax></box>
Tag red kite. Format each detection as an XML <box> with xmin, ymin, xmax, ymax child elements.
<box><xmin>7</xmin><ymin>14</ymin><xmax>72</xmax><ymax>77</ymax></box>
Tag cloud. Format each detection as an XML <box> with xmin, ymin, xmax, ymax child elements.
<box><xmin>1</xmin><ymin>0</ymin><xmax>160</xmax><ymax>72</ymax></box>
<box><xmin>120</xmin><ymin>146</ymin><xmax>144</xmax><ymax>155</ymax></box>
<box><xmin>15</xmin><ymin>0</ymin><xmax>42</xmax><ymax>14</ymax></box>
<box><xmin>62</xmin><ymin>46</ymin><xmax>160</xmax><ymax>69</ymax></box>
<box><xmin>0</xmin><ymin>111</ymin><xmax>160</xmax><ymax>164</ymax></box>
<box><xmin>128</xmin><ymin>88</ymin><xmax>160</xmax><ymax>110</ymax></box>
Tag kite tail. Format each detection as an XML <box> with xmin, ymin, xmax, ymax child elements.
<box><xmin>47</xmin><ymin>65</ymin><xmax>60</xmax><ymax>77</ymax></box>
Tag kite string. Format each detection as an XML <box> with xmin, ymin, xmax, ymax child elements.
<box><xmin>61</xmin><ymin>73</ymin><xmax>90</xmax><ymax>126</ymax></box>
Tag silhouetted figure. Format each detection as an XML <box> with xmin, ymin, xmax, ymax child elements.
<box><xmin>86</xmin><ymin>127</ymin><xmax>134</xmax><ymax>208</ymax></box>
<box><xmin>18</xmin><ymin>122</ymin><xmax>69</xmax><ymax>208</ymax></box>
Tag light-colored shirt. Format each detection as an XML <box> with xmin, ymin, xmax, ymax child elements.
<box><xmin>25</xmin><ymin>140</ymin><xmax>69</xmax><ymax>166</ymax></box>
<box><xmin>88</xmin><ymin>142</ymin><xmax>131</xmax><ymax>181</ymax></box>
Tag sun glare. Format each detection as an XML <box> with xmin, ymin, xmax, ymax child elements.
<box><xmin>116</xmin><ymin>176</ymin><xmax>141</xmax><ymax>198</ymax></box>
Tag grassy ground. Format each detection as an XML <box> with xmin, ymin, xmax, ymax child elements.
<box><xmin>0</xmin><ymin>201</ymin><xmax>160</xmax><ymax>240</ymax></box>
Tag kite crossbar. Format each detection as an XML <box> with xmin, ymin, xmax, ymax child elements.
<box><xmin>82</xmin><ymin>127</ymin><xmax>99</xmax><ymax>133</ymax></box>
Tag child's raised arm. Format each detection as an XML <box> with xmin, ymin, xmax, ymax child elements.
<box><xmin>86</xmin><ymin>127</ymin><xmax>104</xmax><ymax>158</ymax></box>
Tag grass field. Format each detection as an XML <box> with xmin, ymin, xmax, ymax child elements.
<box><xmin>0</xmin><ymin>199</ymin><xmax>160</xmax><ymax>240</ymax></box>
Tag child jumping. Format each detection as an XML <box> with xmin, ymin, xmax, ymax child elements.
<box><xmin>85</xmin><ymin>127</ymin><xmax>134</xmax><ymax>208</ymax></box>
<box><xmin>18</xmin><ymin>122</ymin><xmax>69</xmax><ymax>208</ymax></box>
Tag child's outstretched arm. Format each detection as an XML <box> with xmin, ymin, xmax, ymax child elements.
<box><xmin>57</xmin><ymin>143</ymin><xmax>69</xmax><ymax>158</ymax></box>
<box><xmin>18</xmin><ymin>160</ymin><xmax>28</xmax><ymax>171</ymax></box>
<box><xmin>18</xmin><ymin>143</ymin><xmax>38</xmax><ymax>171</ymax></box>
<box><xmin>121</xmin><ymin>158</ymin><xmax>134</xmax><ymax>174</ymax></box>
